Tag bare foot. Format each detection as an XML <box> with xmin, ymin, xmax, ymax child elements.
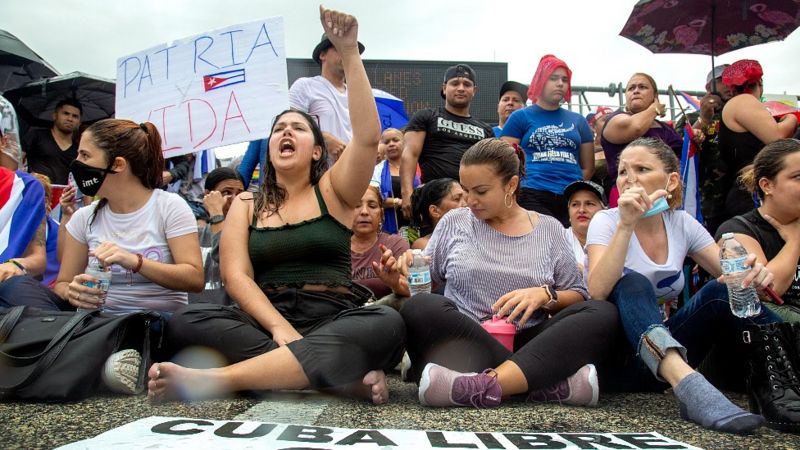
<box><xmin>147</xmin><ymin>362</ymin><xmax>229</xmax><ymax>403</ymax></box>
<box><xmin>363</xmin><ymin>370</ymin><xmax>389</xmax><ymax>405</ymax></box>
<box><xmin>323</xmin><ymin>370</ymin><xmax>389</xmax><ymax>404</ymax></box>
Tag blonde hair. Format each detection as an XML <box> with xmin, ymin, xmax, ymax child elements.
<box><xmin>31</xmin><ymin>173</ymin><xmax>53</xmax><ymax>213</ymax></box>
<box><xmin>623</xmin><ymin>138</ymin><xmax>683</xmax><ymax>209</ymax></box>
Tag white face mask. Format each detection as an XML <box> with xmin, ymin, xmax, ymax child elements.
<box><xmin>642</xmin><ymin>180</ymin><xmax>672</xmax><ymax>218</ymax></box>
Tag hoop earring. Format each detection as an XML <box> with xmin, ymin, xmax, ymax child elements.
<box><xmin>504</xmin><ymin>192</ymin><xmax>514</xmax><ymax>209</ymax></box>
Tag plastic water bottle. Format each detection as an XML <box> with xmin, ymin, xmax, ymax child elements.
<box><xmin>719</xmin><ymin>233</ymin><xmax>761</xmax><ymax>318</ymax></box>
<box><xmin>83</xmin><ymin>261</ymin><xmax>111</xmax><ymax>311</ymax></box>
<box><xmin>407</xmin><ymin>249</ymin><xmax>431</xmax><ymax>296</ymax></box>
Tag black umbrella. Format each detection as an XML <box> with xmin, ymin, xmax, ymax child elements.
<box><xmin>0</xmin><ymin>29</ymin><xmax>59</xmax><ymax>93</ymax></box>
<box><xmin>4</xmin><ymin>71</ymin><xmax>115</xmax><ymax>129</ymax></box>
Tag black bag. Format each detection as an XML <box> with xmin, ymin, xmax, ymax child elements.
<box><xmin>0</xmin><ymin>306</ymin><xmax>163</xmax><ymax>402</ymax></box>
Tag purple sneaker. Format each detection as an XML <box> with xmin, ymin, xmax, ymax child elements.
<box><xmin>418</xmin><ymin>363</ymin><xmax>502</xmax><ymax>408</ymax></box>
<box><xmin>528</xmin><ymin>364</ymin><xmax>599</xmax><ymax>407</ymax></box>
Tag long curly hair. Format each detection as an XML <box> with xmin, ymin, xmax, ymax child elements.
<box><xmin>253</xmin><ymin>110</ymin><xmax>329</xmax><ymax>217</ymax></box>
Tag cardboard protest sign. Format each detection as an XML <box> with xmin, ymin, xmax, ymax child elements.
<box><xmin>115</xmin><ymin>18</ymin><xmax>287</xmax><ymax>158</ymax></box>
<box><xmin>56</xmin><ymin>416</ymin><xmax>704</xmax><ymax>450</ymax></box>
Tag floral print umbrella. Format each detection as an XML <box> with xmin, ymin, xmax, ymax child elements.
<box><xmin>620</xmin><ymin>0</ymin><xmax>800</xmax><ymax>56</ymax></box>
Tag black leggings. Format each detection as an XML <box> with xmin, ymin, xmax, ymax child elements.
<box><xmin>164</xmin><ymin>288</ymin><xmax>406</xmax><ymax>389</ymax></box>
<box><xmin>400</xmin><ymin>294</ymin><xmax>619</xmax><ymax>391</ymax></box>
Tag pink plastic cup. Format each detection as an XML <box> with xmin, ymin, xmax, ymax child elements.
<box><xmin>481</xmin><ymin>316</ymin><xmax>516</xmax><ymax>351</ymax></box>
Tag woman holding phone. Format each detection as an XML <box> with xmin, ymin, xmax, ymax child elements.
<box><xmin>601</xmin><ymin>73</ymin><xmax>681</xmax><ymax>206</ymax></box>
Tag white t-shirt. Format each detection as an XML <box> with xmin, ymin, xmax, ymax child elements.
<box><xmin>66</xmin><ymin>190</ymin><xmax>198</xmax><ymax>314</ymax></box>
<box><xmin>564</xmin><ymin>227</ymin><xmax>585</xmax><ymax>269</ymax></box>
<box><xmin>288</xmin><ymin>75</ymin><xmax>352</xmax><ymax>143</ymax></box>
<box><xmin>586</xmin><ymin>209</ymin><xmax>714</xmax><ymax>301</ymax></box>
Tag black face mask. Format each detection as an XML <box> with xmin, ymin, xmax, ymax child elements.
<box><xmin>69</xmin><ymin>159</ymin><xmax>117</xmax><ymax>197</ymax></box>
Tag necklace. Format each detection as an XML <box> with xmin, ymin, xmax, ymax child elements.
<box><xmin>352</xmin><ymin>234</ymin><xmax>379</xmax><ymax>253</ymax></box>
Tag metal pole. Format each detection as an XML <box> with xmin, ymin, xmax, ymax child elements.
<box><xmin>710</xmin><ymin>2</ymin><xmax>717</xmax><ymax>94</ymax></box>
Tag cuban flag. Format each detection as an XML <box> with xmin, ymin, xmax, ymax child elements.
<box><xmin>193</xmin><ymin>149</ymin><xmax>217</xmax><ymax>181</ymax></box>
<box><xmin>203</xmin><ymin>69</ymin><xmax>246</xmax><ymax>92</ymax></box>
<box><xmin>373</xmin><ymin>89</ymin><xmax>409</xmax><ymax>132</ymax></box>
<box><xmin>679</xmin><ymin>124</ymin><xmax>703</xmax><ymax>223</ymax></box>
<box><xmin>678</xmin><ymin>91</ymin><xmax>701</xmax><ymax>112</ymax></box>
<box><xmin>0</xmin><ymin>168</ymin><xmax>46</xmax><ymax>262</ymax></box>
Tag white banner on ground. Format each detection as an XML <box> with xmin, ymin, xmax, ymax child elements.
<box><xmin>56</xmin><ymin>416</ymin><xmax>704</xmax><ymax>450</ymax></box>
<box><xmin>115</xmin><ymin>17</ymin><xmax>287</xmax><ymax>158</ymax></box>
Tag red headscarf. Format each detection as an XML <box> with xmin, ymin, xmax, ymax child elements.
<box><xmin>721</xmin><ymin>59</ymin><xmax>763</xmax><ymax>89</ymax></box>
<box><xmin>527</xmin><ymin>54</ymin><xmax>572</xmax><ymax>104</ymax></box>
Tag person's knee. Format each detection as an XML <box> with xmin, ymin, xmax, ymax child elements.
<box><xmin>164</xmin><ymin>304</ymin><xmax>222</xmax><ymax>345</ymax></box>
<box><xmin>369</xmin><ymin>305</ymin><xmax>406</xmax><ymax>342</ymax></box>
<box><xmin>0</xmin><ymin>276</ymin><xmax>30</xmax><ymax>304</ymax></box>
<box><xmin>0</xmin><ymin>275</ymin><xmax>62</xmax><ymax>309</ymax></box>
<box><xmin>588</xmin><ymin>300</ymin><xmax>621</xmax><ymax>326</ymax></box>
<box><xmin>609</xmin><ymin>272</ymin><xmax>653</xmax><ymax>306</ymax></box>
<box><xmin>400</xmin><ymin>293</ymin><xmax>443</xmax><ymax>324</ymax></box>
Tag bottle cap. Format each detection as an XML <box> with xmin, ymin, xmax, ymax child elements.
<box><xmin>721</xmin><ymin>232</ymin><xmax>734</xmax><ymax>240</ymax></box>
<box><xmin>480</xmin><ymin>316</ymin><xmax>516</xmax><ymax>335</ymax></box>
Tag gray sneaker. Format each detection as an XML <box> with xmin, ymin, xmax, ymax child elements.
<box><xmin>102</xmin><ymin>349</ymin><xmax>142</xmax><ymax>395</ymax></box>
<box><xmin>418</xmin><ymin>363</ymin><xmax>502</xmax><ymax>408</ymax></box>
<box><xmin>528</xmin><ymin>364</ymin><xmax>599</xmax><ymax>407</ymax></box>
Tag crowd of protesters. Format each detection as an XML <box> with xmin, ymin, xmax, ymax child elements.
<box><xmin>2</xmin><ymin>5</ymin><xmax>800</xmax><ymax>437</ymax></box>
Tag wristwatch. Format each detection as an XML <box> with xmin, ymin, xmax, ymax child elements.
<box><xmin>208</xmin><ymin>215</ymin><xmax>225</xmax><ymax>225</ymax></box>
<box><xmin>541</xmin><ymin>284</ymin><xmax>558</xmax><ymax>310</ymax></box>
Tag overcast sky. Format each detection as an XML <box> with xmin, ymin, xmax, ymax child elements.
<box><xmin>5</xmin><ymin>0</ymin><xmax>800</xmax><ymax>94</ymax></box>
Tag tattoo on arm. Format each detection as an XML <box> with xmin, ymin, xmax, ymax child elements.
<box><xmin>34</xmin><ymin>220</ymin><xmax>46</xmax><ymax>246</ymax></box>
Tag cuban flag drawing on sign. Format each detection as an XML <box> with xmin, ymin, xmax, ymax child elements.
<box><xmin>0</xmin><ymin>168</ymin><xmax>46</xmax><ymax>262</ymax></box>
<box><xmin>203</xmin><ymin>69</ymin><xmax>246</xmax><ymax>92</ymax></box>
<box><xmin>679</xmin><ymin>124</ymin><xmax>703</xmax><ymax>224</ymax></box>
<box><xmin>373</xmin><ymin>89</ymin><xmax>409</xmax><ymax>132</ymax></box>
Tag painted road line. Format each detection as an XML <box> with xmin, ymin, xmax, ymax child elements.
<box><xmin>234</xmin><ymin>390</ymin><xmax>330</xmax><ymax>423</ymax></box>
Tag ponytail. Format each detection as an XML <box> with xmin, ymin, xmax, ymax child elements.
<box><xmin>740</xmin><ymin>138</ymin><xmax>800</xmax><ymax>201</ymax></box>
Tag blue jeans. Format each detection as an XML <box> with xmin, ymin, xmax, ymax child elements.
<box><xmin>607</xmin><ymin>272</ymin><xmax>780</xmax><ymax>384</ymax></box>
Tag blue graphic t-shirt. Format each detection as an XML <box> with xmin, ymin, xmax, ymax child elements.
<box><xmin>502</xmin><ymin>105</ymin><xmax>593</xmax><ymax>194</ymax></box>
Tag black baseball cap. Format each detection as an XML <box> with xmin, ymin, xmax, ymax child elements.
<box><xmin>312</xmin><ymin>34</ymin><xmax>365</xmax><ymax>65</ymax></box>
<box><xmin>499</xmin><ymin>81</ymin><xmax>528</xmax><ymax>101</ymax></box>
<box><xmin>563</xmin><ymin>180</ymin><xmax>606</xmax><ymax>205</ymax></box>
<box><xmin>441</xmin><ymin>64</ymin><xmax>476</xmax><ymax>99</ymax></box>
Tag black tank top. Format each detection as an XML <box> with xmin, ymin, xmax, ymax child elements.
<box><xmin>249</xmin><ymin>184</ymin><xmax>352</xmax><ymax>290</ymax></box>
<box><xmin>719</xmin><ymin>120</ymin><xmax>763</xmax><ymax>216</ymax></box>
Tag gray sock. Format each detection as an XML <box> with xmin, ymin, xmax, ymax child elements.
<box><xmin>673</xmin><ymin>372</ymin><xmax>764</xmax><ymax>434</ymax></box>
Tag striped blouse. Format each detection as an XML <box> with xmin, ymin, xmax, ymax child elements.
<box><xmin>425</xmin><ymin>207</ymin><xmax>588</xmax><ymax>329</ymax></box>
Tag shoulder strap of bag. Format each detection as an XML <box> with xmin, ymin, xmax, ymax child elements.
<box><xmin>0</xmin><ymin>306</ymin><xmax>26</xmax><ymax>344</ymax></box>
<box><xmin>0</xmin><ymin>309</ymin><xmax>94</xmax><ymax>391</ymax></box>
<box><xmin>733</xmin><ymin>215</ymin><xmax>765</xmax><ymax>243</ymax></box>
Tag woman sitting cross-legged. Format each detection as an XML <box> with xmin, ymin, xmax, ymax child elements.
<box><xmin>0</xmin><ymin>118</ymin><xmax>204</xmax><ymax>395</ymax></box>
<box><xmin>586</xmin><ymin>137</ymin><xmax>781</xmax><ymax>434</ymax></box>
<box><xmin>147</xmin><ymin>7</ymin><xmax>405</xmax><ymax>405</ymax></box>
<box><xmin>399</xmin><ymin>138</ymin><xmax>620</xmax><ymax>408</ymax></box>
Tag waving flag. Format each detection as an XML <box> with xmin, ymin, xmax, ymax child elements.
<box><xmin>373</xmin><ymin>89</ymin><xmax>409</xmax><ymax>132</ymax></box>
<box><xmin>0</xmin><ymin>168</ymin><xmax>46</xmax><ymax>262</ymax></box>
<box><xmin>679</xmin><ymin>124</ymin><xmax>703</xmax><ymax>223</ymax></box>
<box><xmin>193</xmin><ymin>149</ymin><xmax>217</xmax><ymax>181</ymax></box>
<box><xmin>678</xmin><ymin>91</ymin><xmax>701</xmax><ymax>112</ymax></box>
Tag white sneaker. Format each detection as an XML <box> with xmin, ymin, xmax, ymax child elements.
<box><xmin>102</xmin><ymin>349</ymin><xmax>142</xmax><ymax>395</ymax></box>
